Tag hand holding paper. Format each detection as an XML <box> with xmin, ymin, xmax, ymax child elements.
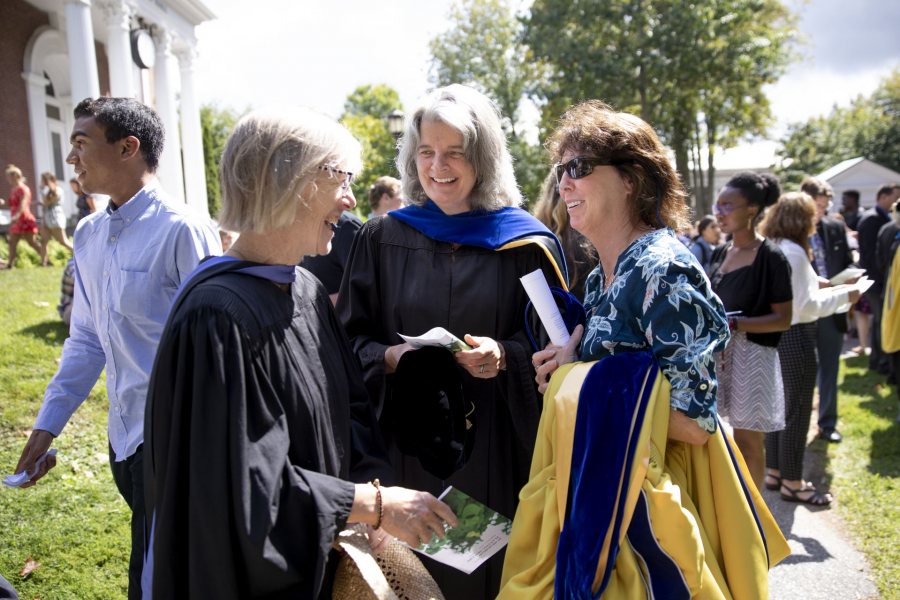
<box><xmin>833</xmin><ymin>276</ymin><xmax>874</xmax><ymax>314</ymax></box>
<box><xmin>4</xmin><ymin>449</ymin><xmax>57</xmax><ymax>488</ymax></box>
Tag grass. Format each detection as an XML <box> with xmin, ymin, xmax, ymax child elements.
<box><xmin>828</xmin><ymin>355</ymin><xmax>900</xmax><ymax>599</ymax></box>
<box><xmin>0</xmin><ymin>256</ymin><xmax>897</xmax><ymax>598</ymax></box>
<box><xmin>0</xmin><ymin>245</ymin><xmax>129</xmax><ymax>599</ymax></box>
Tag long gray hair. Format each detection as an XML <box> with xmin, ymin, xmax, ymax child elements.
<box><xmin>396</xmin><ymin>84</ymin><xmax>521</xmax><ymax>210</ymax></box>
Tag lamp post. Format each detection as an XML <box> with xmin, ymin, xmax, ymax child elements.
<box><xmin>387</xmin><ymin>109</ymin><xmax>405</xmax><ymax>139</ymax></box>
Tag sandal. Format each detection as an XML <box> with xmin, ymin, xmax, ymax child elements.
<box><xmin>780</xmin><ymin>483</ymin><xmax>833</xmax><ymax>506</ymax></box>
<box><xmin>764</xmin><ymin>473</ymin><xmax>781</xmax><ymax>491</ymax></box>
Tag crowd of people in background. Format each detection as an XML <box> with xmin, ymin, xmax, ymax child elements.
<box><xmin>3</xmin><ymin>88</ymin><xmax>900</xmax><ymax>600</ymax></box>
<box><xmin>1</xmin><ymin>165</ymin><xmax>94</xmax><ymax>270</ymax></box>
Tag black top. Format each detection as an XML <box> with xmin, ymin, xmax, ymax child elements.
<box><xmin>144</xmin><ymin>263</ymin><xmax>391</xmax><ymax>599</ymax></box>
<box><xmin>876</xmin><ymin>221</ymin><xmax>900</xmax><ymax>282</ymax></box>
<box><xmin>858</xmin><ymin>207</ymin><xmax>890</xmax><ymax>293</ymax></box>
<box><xmin>300</xmin><ymin>211</ymin><xmax>363</xmax><ymax>294</ymax></box>
<box><xmin>815</xmin><ymin>217</ymin><xmax>854</xmax><ymax>332</ymax></box>
<box><xmin>75</xmin><ymin>193</ymin><xmax>92</xmax><ymax>223</ymax></box>
<box><xmin>709</xmin><ymin>238</ymin><xmax>793</xmax><ymax>348</ymax></box>
<box><xmin>336</xmin><ymin>215</ymin><xmax>563</xmax><ymax>600</ymax></box>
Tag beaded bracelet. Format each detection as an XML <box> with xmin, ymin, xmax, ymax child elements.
<box><xmin>370</xmin><ymin>479</ymin><xmax>383</xmax><ymax>530</ymax></box>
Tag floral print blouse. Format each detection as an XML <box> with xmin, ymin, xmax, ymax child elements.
<box><xmin>580</xmin><ymin>228</ymin><xmax>730</xmax><ymax>433</ymax></box>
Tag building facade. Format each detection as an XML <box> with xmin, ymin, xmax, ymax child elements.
<box><xmin>0</xmin><ymin>0</ymin><xmax>214</xmax><ymax>219</ymax></box>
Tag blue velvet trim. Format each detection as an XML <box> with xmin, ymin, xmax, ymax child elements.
<box><xmin>555</xmin><ymin>351</ymin><xmax>658</xmax><ymax>599</ymax></box>
<box><xmin>390</xmin><ymin>200</ymin><xmax>567</xmax><ymax>275</ymax></box>
<box><xmin>716</xmin><ymin>416</ymin><xmax>769</xmax><ymax>565</ymax></box>
<box><xmin>628</xmin><ymin>491</ymin><xmax>692</xmax><ymax>600</ymax></box>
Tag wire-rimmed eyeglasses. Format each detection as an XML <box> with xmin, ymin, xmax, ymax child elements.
<box><xmin>318</xmin><ymin>164</ymin><xmax>354</xmax><ymax>192</ymax></box>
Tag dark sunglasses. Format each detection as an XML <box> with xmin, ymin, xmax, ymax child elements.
<box><xmin>553</xmin><ymin>156</ymin><xmax>629</xmax><ymax>186</ymax></box>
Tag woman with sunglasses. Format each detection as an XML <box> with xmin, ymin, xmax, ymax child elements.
<box><xmin>144</xmin><ymin>108</ymin><xmax>456</xmax><ymax>599</ymax></box>
<box><xmin>707</xmin><ymin>172</ymin><xmax>793</xmax><ymax>491</ymax></box>
<box><xmin>338</xmin><ymin>85</ymin><xmax>567</xmax><ymax>600</ymax></box>
<box><xmin>533</xmin><ymin>170</ymin><xmax>597</xmax><ymax>301</ymax></box>
<box><xmin>504</xmin><ymin>101</ymin><xmax>788</xmax><ymax>599</ymax></box>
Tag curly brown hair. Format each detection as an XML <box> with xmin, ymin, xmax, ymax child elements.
<box><xmin>760</xmin><ymin>191</ymin><xmax>816</xmax><ymax>256</ymax></box>
<box><xmin>546</xmin><ymin>100</ymin><xmax>690</xmax><ymax>231</ymax></box>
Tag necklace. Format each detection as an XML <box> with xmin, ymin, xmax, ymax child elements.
<box><xmin>731</xmin><ymin>239</ymin><xmax>762</xmax><ymax>252</ymax></box>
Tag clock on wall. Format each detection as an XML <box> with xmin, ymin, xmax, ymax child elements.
<box><xmin>130</xmin><ymin>29</ymin><xmax>156</xmax><ymax>69</ymax></box>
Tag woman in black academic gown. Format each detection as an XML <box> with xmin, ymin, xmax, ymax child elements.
<box><xmin>143</xmin><ymin>108</ymin><xmax>455</xmax><ymax>599</ymax></box>
<box><xmin>337</xmin><ymin>84</ymin><xmax>568</xmax><ymax>600</ymax></box>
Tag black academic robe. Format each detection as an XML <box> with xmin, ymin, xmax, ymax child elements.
<box><xmin>336</xmin><ymin>215</ymin><xmax>563</xmax><ymax>600</ymax></box>
<box><xmin>144</xmin><ymin>263</ymin><xmax>391</xmax><ymax>599</ymax></box>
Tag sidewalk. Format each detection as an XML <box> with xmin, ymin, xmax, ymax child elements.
<box><xmin>765</xmin><ymin>341</ymin><xmax>881</xmax><ymax>599</ymax></box>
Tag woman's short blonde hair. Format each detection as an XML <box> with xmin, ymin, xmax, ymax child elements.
<box><xmin>5</xmin><ymin>164</ymin><xmax>24</xmax><ymax>182</ymax></box>
<box><xmin>396</xmin><ymin>84</ymin><xmax>521</xmax><ymax>210</ymax></box>
<box><xmin>547</xmin><ymin>100</ymin><xmax>690</xmax><ymax>231</ymax></box>
<box><xmin>761</xmin><ymin>191</ymin><xmax>817</xmax><ymax>254</ymax></box>
<box><xmin>218</xmin><ymin>107</ymin><xmax>361</xmax><ymax>233</ymax></box>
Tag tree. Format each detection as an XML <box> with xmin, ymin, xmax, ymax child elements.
<box><xmin>339</xmin><ymin>84</ymin><xmax>403</xmax><ymax>216</ymax></box>
<box><xmin>429</xmin><ymin>0</ymin><xmax>545</xmax><ymax>138</ymax></box>
<box><xmin>524</xmin><ymin>0</ymin><xmax>795</xmax><ymax>215</ymax></box>
<box><xmin>200</xmin><ymin>104</ymin><xmax>241</xmax><ymax>219</ymax></box>
<box><xmin>776</xmin><ymin>69</ymin><xmax>900</xmax><ymax>189</ymax></box>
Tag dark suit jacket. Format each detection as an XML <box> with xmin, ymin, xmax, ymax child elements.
<box><xmin>815</xmin><ymin>217</ymin><xmax>854</xmax><ymax>332</ymax></box>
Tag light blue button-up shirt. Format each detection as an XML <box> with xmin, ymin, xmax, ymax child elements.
<box><xmin>35</xmin><ymin>182</ymin><xmax>221</xmax><ymax>461</ymax></box>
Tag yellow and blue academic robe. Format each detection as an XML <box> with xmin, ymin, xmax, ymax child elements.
<box><xmin>499</xmin><ymin>351</ymin><xmax>790</xmax><ymax>599</ymax></box>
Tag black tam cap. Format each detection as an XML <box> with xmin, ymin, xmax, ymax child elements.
<box><xmin>390</xmin><ymin>347</ymin><xmax>475</xmax><ymax>480</ymax></box>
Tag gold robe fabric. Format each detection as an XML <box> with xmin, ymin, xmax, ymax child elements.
<box><xmin>499</xmin><ymin>360</ymin><xmax>790</xmax><ymax>599</ymax></box>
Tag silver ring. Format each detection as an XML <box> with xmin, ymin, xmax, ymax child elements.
<box><xmin>479</xmin><ymin>364</ymin><xmax>485</xmax><ymax>374</ymax></box>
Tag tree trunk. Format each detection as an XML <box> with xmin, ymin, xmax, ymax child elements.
<box><xmin>673</xmin><ymin>130</ymin><xmax>694</xmax><ymax>218</ymax></box>
<box><xmin>703</xmin><ymin>121</ymin><xmax>717</xmax><ymax>217</ymax></box>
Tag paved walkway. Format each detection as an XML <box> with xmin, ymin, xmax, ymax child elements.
<box><xmin>764</xmin><ymin>341</ymin><xmax>881</xmax><ymax>600</ymax></box>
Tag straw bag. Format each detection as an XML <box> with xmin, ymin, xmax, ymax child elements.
<box><xmin>332</xmin><ymin>525</ymin><xmax>445</xmax><ymax>600</ymax></box>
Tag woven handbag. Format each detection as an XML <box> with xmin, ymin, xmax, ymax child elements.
<box><xmin>332</xmin><ymin>525</ymin><xmax>445</xmax><ymax>600</ymax></box>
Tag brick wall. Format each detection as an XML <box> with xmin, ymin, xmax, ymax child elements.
<box><xmin>0</xmin><ymin>0</ymin><xmax>113</xmax><ymax>194</ymax></box>
<box><xmin>0</xmin><ymin>0</ymin><xmax>50</xmax><ymax>189</ymax></box>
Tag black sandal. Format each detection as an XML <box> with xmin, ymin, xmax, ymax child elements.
<box><xmin>764</xmin><ymin>473</ymin><xmax>781</xmax><ymax>491</ymax></box>
<box><xmin>780</xmin><ymin>483</ymin><xmax>833</xmax><ymax>506</ymax></box>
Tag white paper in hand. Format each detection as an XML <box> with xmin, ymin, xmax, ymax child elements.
<box><xmin>3</xmin><ymin>448</ymin><xmax>57</xmax><ymax>488</ymax></box>
<box><xmin>520</xmin><ymin>269</ymin><xmax>570</xmax><ymax>346</ymax></box>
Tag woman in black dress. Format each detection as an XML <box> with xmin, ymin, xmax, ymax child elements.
<box><xmin>708</xmin><ymin>172</ymin><xmax>793</xmax><ymax>489</ymax></box>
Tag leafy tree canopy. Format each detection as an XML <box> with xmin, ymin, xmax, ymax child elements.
<box><xmin>776</xmin><ymin>69</ymin><xmax>900</xmax><ymax>189</ymax></box>
<box><xmin>200</xmin><ymin>104</ymin><xmax>243</xmax><ymax>220</ymax></box>
<box><xmin>340</xmin><ymin>84</ymin><xmax>403</xmax><ymax>216</ymax></box>
<box><xmin>524</xmin><ymin>0</ymin><xmax>796</xmax><ymax>213</ymax></box>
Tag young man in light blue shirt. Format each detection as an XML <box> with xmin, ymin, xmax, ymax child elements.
<box><xmin>12</xmin><ymin>97</ymin><xmax>221</xmax><ymax>599</ymax></box>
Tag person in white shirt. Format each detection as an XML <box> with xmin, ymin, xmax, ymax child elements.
<box><xmin>761</xmin><ymin>191</ymin><xmax>859</xmax><ymax>507</ymax></box>
<box><xmin>10</xmin><ymin>97</ymin><xmax>221</xmax><ymax>598</ymax></box>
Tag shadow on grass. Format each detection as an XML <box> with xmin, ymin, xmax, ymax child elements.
<box><xmin>19</xmin><ymin>320</ymin><xmax>69</xmax><ymax>346</ymax></box>
<box><xmin>868</xmin><ymin>418</ymin><xmax>900</xmax><ymax>478</ymax></box>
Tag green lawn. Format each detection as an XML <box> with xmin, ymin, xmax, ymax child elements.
<box><xmin>830</xmin><ymin>355</ymin><xmax>900</xmax><ymax>599</ymax></box>
<box><xmin>0</xmin><ymin>260</ymin><xmax>130</xmax><ymax>599</ymax></box>
<box><xmin>0</xmin><ymin>260</ymin><xmax>897</xmax><ymax>598</ymax></box>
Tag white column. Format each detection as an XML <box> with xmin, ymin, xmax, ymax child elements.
<box><xmin>152</xmin><ymin>28</ymin><xmax>185</xmax><ymax>204</ymax></box>
<box><xmin>99</xmin><ymin>0</ymin><xmax>134</xmax><ymax>97</ymax></box>
<box><xmin>64</xmin><ymin>0</ymin><xmax>101</xmax><ymax>102</ymax></box>
<box><xmin>176</xmin><ymin>46</ymin><xmax>209</xmax><ymax>216</ymax></box>
<box><xmin>23</xmin><ymin>72</ymin><xmax>53</xmax><ymax>183</ymax></box>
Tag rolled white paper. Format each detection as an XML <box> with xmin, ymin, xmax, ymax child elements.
<box><xmin>520</xmin><ymin>269</ymin><xmax>570</xmax><ymax>346</ymax></box>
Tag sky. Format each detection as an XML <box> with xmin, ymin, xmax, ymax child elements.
<box><xmin>192</xmin><ymin>0</ymin><xmax>900</xmax><ymax>169</ymax></box>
